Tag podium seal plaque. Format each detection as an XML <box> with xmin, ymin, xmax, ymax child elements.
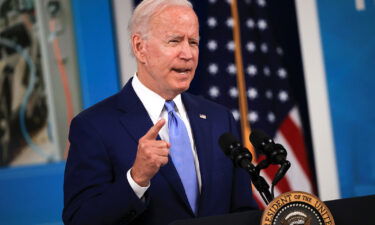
<box><xmin>260</xmin><ymin>191</ymin><xmax>335</xmax><ymax>225</ymax></box>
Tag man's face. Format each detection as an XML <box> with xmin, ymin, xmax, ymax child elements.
<box><xmin>136</xmin><ymin>6</ymin><xmax>199</xmax><ymax>100</ymax></box>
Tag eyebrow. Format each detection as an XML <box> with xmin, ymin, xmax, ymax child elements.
<box><xmin>165</xmin><ymin>35</ymin><xmax>200</xmax><ymax>42</ymax></box>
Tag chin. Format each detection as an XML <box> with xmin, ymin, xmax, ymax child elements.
<box><xmin>177</xmin><ymin>82</ymin><xmax>191</xmax><ymax>91</ymax></box>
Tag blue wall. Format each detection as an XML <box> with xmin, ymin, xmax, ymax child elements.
<box><xmin>72</xmin><ymin>0</ymin><xmax>120</xmax><ymax>108</ymax></box>
<box><xmin>0</xmin><ymin>163</ymin><xmax>65</xmax><ymax>225</ymax></box>
<box><xmin>316</xmin><ymin>0</ymin><xmax>375</xmax><ymax>197</ymax></box>
<box><xmin>0</xmin><ymin>0</ymin><xmax>120</xmax><ymax>224</ymax></box>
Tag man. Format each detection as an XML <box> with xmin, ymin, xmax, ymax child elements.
<box><xmin>63</xmin><ymin>0</ymin><xmax>258</xmax><ymax>224</ymax></box>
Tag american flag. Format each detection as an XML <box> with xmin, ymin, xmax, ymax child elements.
<box><xmin>191</xmin><ymin>0</ymin><xmax>315</xmax><ymax>207</ymax></box>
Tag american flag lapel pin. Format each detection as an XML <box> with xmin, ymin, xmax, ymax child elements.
<box><xmin>199</xmin><ymin>114</ymin><xmax>207</xmax><ymax>119</ymax></box>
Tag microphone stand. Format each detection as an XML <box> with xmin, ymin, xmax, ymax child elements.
<box><xmin>237</xmin><ymin>156</ymin><xmax>274</xmax><ymax>205</ymax></box>
<box><xmin>253</xmin><ymin>157</ymin><xmax>291</xmax><ymax>203</ymax></box>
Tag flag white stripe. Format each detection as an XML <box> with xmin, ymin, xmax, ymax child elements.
<box><xmin>289</xmin><ymin>107</ymin><xmax>302</xmax><ymax>129</ymax></box>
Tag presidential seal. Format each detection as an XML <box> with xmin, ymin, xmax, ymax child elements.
<box><xmin>260</xmin><ymin>191</ymin><xmax>335</xmax><ymax>225</ymax></box>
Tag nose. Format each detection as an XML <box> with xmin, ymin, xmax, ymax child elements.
<box><xmin>179</xmin><ymin>40</ymin><xmax>194</xmax><ymax>61</ymax></box>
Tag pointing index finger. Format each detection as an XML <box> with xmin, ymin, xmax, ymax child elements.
<box><xmin>143</xmin><ymin>119</ymin><xmax>166</xmax><ymax>140</ymax></box>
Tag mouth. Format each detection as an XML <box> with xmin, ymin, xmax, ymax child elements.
<box><xmin>171</xmin><ymin>67</ymin><xmax>192</xmax><ymax>74</ymax></box>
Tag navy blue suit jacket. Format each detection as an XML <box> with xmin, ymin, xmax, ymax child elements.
<box><xmin>63</xmin><ymin>80</ymin><xmax>258</xmax><ymax>225</ymax></box>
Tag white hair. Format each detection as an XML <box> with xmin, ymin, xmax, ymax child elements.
<box><xmin>128</xmin><ymin>0</ymin><xmax>193</xmax><ymax>40</ymax></box>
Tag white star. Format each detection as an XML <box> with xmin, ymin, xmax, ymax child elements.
<box><xmin>226</xmin><ymin>17</ymin><xmax>234</xmax><ymax>28</ymax></box>
<box><xmin>208</xmin><ymin>63</ymin><xmax>218</xmax><ymax>75</ymax></box>
<box><xmin>231</xmin><ymin>109</ymin><xmax>240</xmax><ymax>121</ymax></box>
<box><xmin>208</xmin><ymin>86</ymin><xmax>220</xmax><ymax>98</ymax></box>
<box><xmin>268</xmin><ymin>112</ymin><xmax>276</xmax><ymax>123</ymax></box>
<box><xmin>208</xmin><ymin>0</ymin><xmax>217</xmax><ymax>4</ymax></box>
<box><xmin>207</xmin><ymin>40</ymin><xmax>218</xmax><ymax>51</ymax></box>
<box><xmin>247</xmin><ymin>87</ymin><xmax>258</xmax><ymax>100</ymax></box>
<box><xmin>277</xmin><ymin>68</ymin><xmax>287</xmax><ymax>78</ymax></box>
<box><xmin>263</xmin><ymin>66</ymin><xmax>271</xmax><ymax>76</ymax></box>
<box><xmin>276</xmin><ymin>46</ymin><xmax>283</xmax><ymax>55</ymax></box>
<box><xmin>227</xmin><ymin>63</ymin><xmax>237</xmax><ymax>75</ymax></box>
<box><xmin>228</xmin><ymin>87</ymin><xmax>238</xmax><ymax>98</ymax></box>
<box><xmin>260</xmin><ymin>43</ymin><xmax>268</xmax><ymax>53</ymax></box>
<box><xmin>227</xmin><ymin>41</ymin><xmax>235</xmax><ymax>51</ymax></box>
<box><xmin>246</xmin><ymin>65</ymin><xmax>257</xmax><ymax>76</ymax></box>
<box><xmin>246</xmin><ymin>18</ymin><xmax>255</xmax><ymax>29</ymax></box>
<box><xmin>257</xmin><ymin>19</ymin><xmax>267</xmax><ymax>30</ymax></box>
<box><xmin>257</xmin><ymin>0</ymin><xmax>267</xmax><ymax>7</ymax></box>
<box><xmin>207</xmin><ymin>17</ymin><xmax>217</xmax><ymax>28</ymax></box>
<box><xmin>265</xmin><ymin>89</ymin><xmax>273</xmax><ymax>99</ymax></box>
<box><xmin>278</xmin><ymin>90</ymin><xmax>289</xmax><ymax>102</ymax></box>
<box><xmin>248</xmin><ymin>111</ymin><xmax>259</xmax><ymax>123</ymax></box>
<box><xmin>226</xmin><ymin>0</ymin><xmax>232</xmax><ymax>4</ymax></box>
<box><xmin>246</xmin><ymin>42</ymin><xmax>256</xmax><ymax>52</ymax></box>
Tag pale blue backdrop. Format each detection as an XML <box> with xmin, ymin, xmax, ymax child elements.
<box><xmin>317</xmin><ymin>0</ymin><xmax>375</xmax><ymax>198</ymax></box>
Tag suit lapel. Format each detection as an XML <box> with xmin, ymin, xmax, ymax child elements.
<box><xmin>182</xmin><ymin>93</ymin><xmax>213</xmax><ymax>215</ymax></box>
<box><xmin>117</xmin><ymin>80</ymin><xmax>154</xmax><ymax>143</ymax></box>
<box><xmin>117</xmin><ymin>80</ymin><xmax>194</xmax><ymax>215</ymax></box>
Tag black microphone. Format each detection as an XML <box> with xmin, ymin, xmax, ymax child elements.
<box><xmin>250</xmin><ymin>130</ymin><xmax>291</xmax><ymax>186</ymax></box>
<box><xmin>218</xmin><ymin>133</ymin><xmax>254</xmax><ymax>171</ymax></box>
<box><xmin>219</xmin><ymin>132</ymin><xmax>274</xmax><ymax>204</ymax></box>
<box><xmin>250</xmin><ymin>130</ymin><xmax>287</xmax><ymax>165</ymax></box>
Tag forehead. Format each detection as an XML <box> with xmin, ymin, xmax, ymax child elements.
<box><xmin>149</xmin><ymin>5</ymin><xmax>199</xmax><ymax>37</ymax></box>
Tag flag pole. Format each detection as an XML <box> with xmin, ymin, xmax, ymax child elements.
<box><xmin>230</xmin><ymin>0</ymin><xmax>256</xmax><ymax>160</ymax></box>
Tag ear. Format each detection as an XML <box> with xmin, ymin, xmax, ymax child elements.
<box><xmin>132</xmin><ymin>34</ymin><xmax>147</xmax><ymax>64</ymax></box>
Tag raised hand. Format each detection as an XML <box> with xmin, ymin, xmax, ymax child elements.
<box><xmin>131</xmin><ymin>119</ymin><xmax>170</xmax><ymax>187</ymax></box>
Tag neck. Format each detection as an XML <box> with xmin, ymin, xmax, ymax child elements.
<box><xmin>135</xmin><ymin>72</ymin><xmax>178</xmax><ymax>101</ymax></box>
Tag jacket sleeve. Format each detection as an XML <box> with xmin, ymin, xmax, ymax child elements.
<box><xmin>63</xmin><ymin>115</ymin><xmax>147</xmax><ymax>225</ymax></box>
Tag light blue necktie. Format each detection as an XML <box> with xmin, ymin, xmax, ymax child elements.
<box><xmin>165</xmin><ymin>100</ymin><xmax>198</xmax><ymax>214</ymax></box>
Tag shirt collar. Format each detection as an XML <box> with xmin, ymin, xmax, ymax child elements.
<box><xmin>132</xmin><ymin>74</ymin><xmax>184</xmax><ymax>123</ymax></box>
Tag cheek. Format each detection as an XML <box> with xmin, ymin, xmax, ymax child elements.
<box><xmin>145</xmin><ymin>44</ymin><xmax>165</xmax><ymax>64</ymax></box>
<box><xmin>151</xmin><ymin>50</ymin><xmax>176</xmax><ymax>68</ymax></box>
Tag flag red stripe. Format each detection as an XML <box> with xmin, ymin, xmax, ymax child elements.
<box><xmin>279</xmin><ymin>116</ymin><xmax>313</xmax><ymax>181</ymax></box>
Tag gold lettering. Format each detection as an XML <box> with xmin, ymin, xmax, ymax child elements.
<box><xmin>322</xmin><ymin>211</ymin><xmax>329</xmax><ymax>218</ymax></box>
<box><xmin>323</xmin><ymin>214</ymin><xmax>332</xmax><ymax>222</ymax></box>
<box><xmin>269</xmin><ymin>206</ymin><xmax>276</xmax><ymax>215</ymax></box>
<box><xmin>281</xmin><ymin>195</ymin><xmax>290</xmax><ymax>205</ymax></box>
<box><xmin>271</xmin><ymin>203</ymin><xmax>279</xmax><ymax>212</ymax></box>
<box><xmin>286</xmin><ymin>194</ymin><xmax>292</xmax><ymax>201</ymax></box>
<box><xmin>315</xmin><ymin>201</ymin><xmax>327</xmax><ymax>215</ymax></box>
<box><xmin>302</xmin><ymin>195</ymin><xmax>312</xmax><ymax>202</ymax></box>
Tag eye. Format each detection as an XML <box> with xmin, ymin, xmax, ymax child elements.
<box><xmin>169</xmin><ymin>39</ymin><xmax>179</xmax><ymax>43</ymax></box>
<box><xmin>189</xmin><ymin>41</ymin><xmax>199</xmax><ymax>46</ymax></box>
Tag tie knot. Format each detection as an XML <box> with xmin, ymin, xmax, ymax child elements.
<box><xmin>165</xmin><ymin>100</ymin><xmax>176</xmax><ymax>113</ymax></box>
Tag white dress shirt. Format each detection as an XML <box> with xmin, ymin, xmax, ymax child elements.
<box><xmin>127</xmin><ymin>74</ymin><xmax>202</xmax><ymax>198</ymax></box>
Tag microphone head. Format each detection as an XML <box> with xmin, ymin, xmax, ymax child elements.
<box><xmin>250</xmin><ymin>130</ymin><xmax>288</xmax><ymax>164</ymax></box>
<box><xmin>218</xmin><ymin>132</ymin><xmax>239</xmax><ymax>156</ymax></box>
<box><xmin>250</xmin><ymin>129</ymin><xmax>272</xmax><ymax>150</ymax></box>
<box><xmin>219</xmin><ymin>132</ymin><xmax>253</xmax><ymax>168</ymax></box>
